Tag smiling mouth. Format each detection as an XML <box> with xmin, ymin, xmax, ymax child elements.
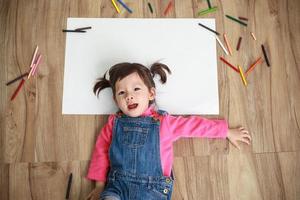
<box><xmin>128</xmin><ymin>103</ymin><xmax>138</xmax><ymax>110</ymax></box>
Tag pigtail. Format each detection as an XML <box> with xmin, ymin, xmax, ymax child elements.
<box><xmin>150</xmin><ymin>62</ymin><xmax>172</xmax><ymax>84</ymax></box>
<box><xmin>93</xmin><ymin>71</ymin><xmax>111</xmax><ymax>97</ymax></box>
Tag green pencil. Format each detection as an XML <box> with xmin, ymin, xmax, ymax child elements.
<box><xmin>197</xmin><ymin>7</ymin><xmax>218</xmax><ymax>16</ymax></box>
<box><xmin>225</xmin><ymin>15</ymin><xmax>248</xmax><ymax>26</ymax></box>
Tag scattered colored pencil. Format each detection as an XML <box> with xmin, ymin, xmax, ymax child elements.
<box><xmin>65</xmin><ymin>173</ymin><xmax>73</xmax><ymax>199</ymax></box>
<box><xmin>111</xmin><ymin>0</ymin><xmax>120</xmax><ymax>13</ymax></box>
<box><xmin>245</xmin><ymin>57</ymin><xmax>262</xmax><ymax>76</ymax></box>
<box><xmin>197</xmin><ymin>7</ymin><xmax>218</xmax><ymax>16</ymax></box>
<box><xmin>238</xmin><ymin>16</ymin><xmax>248</xmax><ymax>21</ymax></box>
<box><xmin>32</xmin><ymin>54</ymin><xmax>42</xmax><ymax>76</ymax></box>
<box><xmin>198</xmin><ymin>22</ymin><xmax>220</xmax><ymax>35</ymax></box>
<box><xmin>261</xmin><ymin>44</ymin><xmax>270</xmax><ymax>67</ymax></box>
<box><xmin>220</xmin><ymin>57</ymin><xmax>239</xmax><ymax>73</ymax></box>
<box><xmin>148</xmin><ymin>2</ymin><xmax>153</xmax><ymax>13</ymax></box>
<box><xmin>163</xmin><ymin>1</ymin><xmax>173</xmax><ymax>16</ymax></box>
<box><xmin>223</xmin><ymin>33</ymin><xmax>233</xmax><ymax>56</ymax></box>
<box><xmin>117</xmin><ymin>0</ymin><xmax>133</xmax><ymax>13</ymax></box>
<box><xmin>62</xmin><ymin>30</ymin><xmax>86</xmax><ymax>33</ymax></box>
<box><xmin>236</xmin><ymin>37</ymin><xmax>242</xmax><ymax>51</ymax></box>
<box><xmin>216</xmin><ymin>36</ymin><xmax>229</xmax><ymax>55</ymax></box>
<box><xmin>225</xmin><ymin>15</ymin><xmax>248</xmax><ymax>26</ymax></box>
<box><xmin>10</xmin><ymin>79</ymin><xmax>25</xmax><ymax>101</ymax></box>
<box><xmin>238</xmin><ymin>65</ymin><xmax>248</xmax><ymax>86</ymax></box>
<box><xmin>30</xmin><ymin>46</ymin><xmax>39</xmax><ymax>69</ymax></box>
<box><xmin>6</xmin><ymin>73</ymin><xmax>29</xmax><ymax>86</ymax></box>
<box><xmin>74</xmin><ymin>26</ymin><xmax>92</xmax><ymax>31</ymax></box>
<box><xmin>251</xmin><ymin>32</ymin><xmax>257</xmax><ymax>40</ymax></box>
<box><xmin>207</xmin><ymin>0</ymin><xmax>212</xmax><ymax>9</ymax></box>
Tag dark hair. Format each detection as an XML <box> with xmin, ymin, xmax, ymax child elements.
<box><xmin>93</xmin><ymin>62</ymin><xmax>171</xmax><ymax>103</ymax></box>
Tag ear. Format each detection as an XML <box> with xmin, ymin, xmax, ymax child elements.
<box><xmin>149</xmin><ymin>87</ymin><xmax>156</xmax><ymax>101</ymax></box>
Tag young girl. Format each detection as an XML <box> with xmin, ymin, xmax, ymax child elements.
<box><xmin>86</xmin><ymin>62</ymin><xmax>251</xmax><ymax>200</ymax></box>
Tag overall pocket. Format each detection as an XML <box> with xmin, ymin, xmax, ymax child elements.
<box><xmin>122</xmin><ymin>126</ymin><xmax>149</xmax><ymax>147</ymax></box>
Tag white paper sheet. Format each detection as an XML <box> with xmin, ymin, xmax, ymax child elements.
<box><xmin>62</xmin><ymin>18</ymin><xmax>219</xmax><ymax>115</ymax></box>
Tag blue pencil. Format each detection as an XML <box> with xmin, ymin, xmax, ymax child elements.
<box><xmin>117</xmin><ymin>0</ymin><xmax>133</xmax><ymax>13</ymax></box>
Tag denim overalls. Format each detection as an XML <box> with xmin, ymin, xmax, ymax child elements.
<box><xmin>100</xmin><ymin>110</ymin><xmax>174</xmax><ymax>200</ymax></box>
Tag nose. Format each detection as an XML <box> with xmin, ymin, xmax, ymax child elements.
<box><xmin>126</xmin><ymin>94</ymin><xmax>134</xmax><ymax>102</ymax></box>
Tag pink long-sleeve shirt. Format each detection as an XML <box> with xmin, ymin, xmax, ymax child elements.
<box><xmin>87</xmin><ymin>106</ymin><xmax>228</xmax><ymax>182</ymax></box>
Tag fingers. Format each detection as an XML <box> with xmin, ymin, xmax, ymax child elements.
<box><xmin>242</xmin><ymin>133</ymin><xmax>252</xmax><ymax>141</ymax></box>
<box><xmin>240</xmin><ymin>137</ymin><xmax>250</xmax><ymax>145</ymax></box>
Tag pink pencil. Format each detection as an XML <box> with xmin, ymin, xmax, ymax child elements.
<box><xmin>32</xmin><ymin>54</ymin><xmax>42</xmax><ymax>76</ymax></box>
<box><xmin>30</xmin><ymin>45</ymin><xmax>39</xmax><ymax>68</ymax></box>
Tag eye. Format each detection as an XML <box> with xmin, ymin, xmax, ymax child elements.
<box><xmin>118</xmin><ymin>91</ymin><xmax>125</xmax><ymax>96</ymax></box>
<box><xmin>134</xmin><ymin>87</ymin><xmax>141</xmax><ymax>91</ymax></box>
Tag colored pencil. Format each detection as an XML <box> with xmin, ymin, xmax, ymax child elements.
<box><xmin>32</xmin><ymin>54</ymin><xmax>42</xmax><ymax>76</ymax></box>
<box><xmin>207</xmin><ymin>0</ymin><xmax>212</xmax><ymax>9</ymax></box>
<box><xmin>27</xmin><ymin>64</ymin><xmax>35</xmax><ymax>79</ymax></box>
<box><xmin>117</xmin><ymin>0</ymin><xmax>132</xmax><ymax>13</ymax></box>
<box><xmin>6</xmin><ymin>73</ymin><xmax>29</xmax><ymax>86</ymax></box>
<box><xmin>10</xmin><ymin>79</ymin><xmax>25</xmax><ymax>101</ymax></box>
<box><xmin>148</xmin><ymin>2</ymin><xmax>153</xmax><ymax>13</ymax></box>
<box><xmin>30</xmin><ymin>46</ymin><xmax>39</xmax><ymax>69</ymax></box>
<box><xmin>74</xmin><ymin>26</ymin><xmax>92</xmax><ymax>31</ymax></box>
<box><xmin>198</xmin><ymin>22</ymin><xmax>220</xmax><ymax>35</ymax></box>
<box><xmin>238</xmin><ymin>16</ymin><xmax>248</xmax><ymax>21</ymax></box>
<box><xmin>223</xmin><ymin>33</ymin><xmax>233</xmax><ymax>56</ymax></box>
<box><xmin>111</xmin><ymin>0</ymin><xmax>120</xmax><ymax>13</ymax></box>
<box><xmin>238</xmin><ymin>65</ymin><xmax>247</xmax><ymax>86</ymax></box>
<box><xmin>245</xmin><ymin>57</ymin><xmax>262</xmax><ymax>76</ymax></box>
<box><xmin>225</xmin><ymin>15</ymin><xmax>248</xmax><ymax>26</ymax></box>
<box><xmin>65</xmin><ymin>173</ymin><xmax>73</xmax><ymax>199</ymax></box>
<box><xmin>216</xmin><ymin>36</ymin><xmax>229</xmax><ymax>55</ymax></box>
<box><xmin>236</xmin><ymin>37</ymin><xmax>242</xmax><ymax>51</ymax></box>
<box><xmin>261</xmin><ymin>44</ymin><xmax>270</xmax><ymax>67</ymax></box>
<box><xmin>197</xmin><ymin>7</ymin><xmax>218</xmax><ymax>16</ymax></box>
<box><xmin>220</xmin><ymin>57</ymin><xmax>239</xmax><ymax>73</ymax></box>
<box><xmin>28</xmin><ymin>53</ymin><xmax>41</xmax><ymax>79</ymax></box>
<box><xmin>163</xmin><ymin>1</ymin><xmax>173</xmax><ymax>16</ymax></box>
<box><xmin>251</xmin><ymin>32</ymin><xmax>257</xmax><ymax>40</ymax></box>
<box><xmin>62</xmin><ymin>30</ymin><xmax>86</xmax><ymax>33</ymax></box>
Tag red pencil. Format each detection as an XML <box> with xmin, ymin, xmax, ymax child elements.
<box><xmin>10</xmin><ymin>79</ymin><xmax>25</xmax><ymax>101</ymax></box>
<box><xmin>245</xmin><ymin>57</ymin><xmax>262</xmax><ymax>76</ymax></box>
<box><xmin>163</xmin><ymin>1</ymin><xmax>173</xmax><ymax>16</ymax></box>
<box><xmin>220</xmin><ymin>57</ymin><xmax>239</xmax><ymax>73</ymax></box>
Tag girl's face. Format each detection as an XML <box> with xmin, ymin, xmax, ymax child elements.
<box><xmin>114</xmin><ymin>72</ymin><xmax>155</xmax><ymax>117</ymax></box>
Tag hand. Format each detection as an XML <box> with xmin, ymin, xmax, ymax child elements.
<box><xmin>85</xmin><ymin>185</ymin><xmax>105</xmax><ymax>200</ymax></box>
<box><xmin>227</xmin><ymin>126</ymin><xmax>252</xmax><ymax>150</ymax></box>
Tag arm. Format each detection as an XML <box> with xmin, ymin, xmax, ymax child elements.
<box><xmin>166</xmin><ymin>115</ymin><xmax>229</xmax><ymax>141</ymax></box>
<box><xmin>87</xmin><ymin>115</ymin><xmax>115</xmax><ymax>181</ymax></box>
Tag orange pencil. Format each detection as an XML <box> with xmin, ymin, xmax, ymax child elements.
<box><xmin>163</xmin><ymin>1</ymin><xmax>173</xmax><ymax>16</ymax></box>
<box><xmin>245</xmin><ymin>57</ymin><xmax>262</xmax><ymax>76</ymax></box>
<box><xmin>223</xmin><ymin>33</ymin><xmax>233</xmax><ymax>56</ymax></box>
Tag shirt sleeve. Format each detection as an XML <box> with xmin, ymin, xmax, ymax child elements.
<box><xmin>165</xmin><ymin>114</ymin><xmax>228</xmax><ymax>142</ymax></box>
<box><xmin>86</xmin><ymin>115</ymin><xmax>115</xmax><ymax>182</ymax></box>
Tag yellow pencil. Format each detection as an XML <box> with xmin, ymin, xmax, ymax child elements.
<box><xmin>238</xmin><ymin>65</ymin><xmax>247</xmax><ymax>86</ymax></box>
<box><xmin>223</xmin><ymin>33</ymin><xmax>233</xmax><ymax>56</ymax></box>
<box><xmin>111</xmin><ymin>0</ymin><xmax>120</xmax><ymax>13</ymax></box>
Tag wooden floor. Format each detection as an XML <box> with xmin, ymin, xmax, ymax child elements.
<box><xmin>1</xmin><ymin>0</ymin><xmax>299</xmax><ymax>199</ymax></box>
